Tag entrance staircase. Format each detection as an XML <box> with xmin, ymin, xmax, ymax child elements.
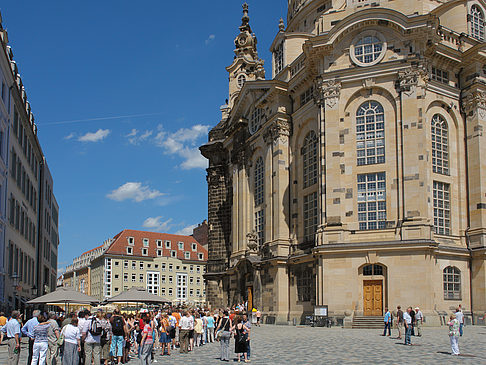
<box><xmin>352</xmin><ymin>316</ymin><xmax>384</xmax><ymax>329</ymax></box>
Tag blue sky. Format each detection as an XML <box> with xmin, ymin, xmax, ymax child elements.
<box><xmin>0</xmin><ymin>0</ymin><xmax>285</xmax><ymax>271</ymax></box>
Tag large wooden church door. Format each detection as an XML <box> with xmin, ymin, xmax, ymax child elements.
<box><xmin>363</xmin><ymin>280</ymin><xmax>383</xmax><ymax>316</ymax></box>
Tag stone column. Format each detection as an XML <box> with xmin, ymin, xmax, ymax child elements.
<box><xmin>397</xmin><ymin>66</ymin><xmax>432</xmax><ymax>239</ymax></box>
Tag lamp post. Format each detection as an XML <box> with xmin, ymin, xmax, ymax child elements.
<box><xmin>11</xmin><ymin>273</ymin><xmax>19</xmax><ymax>310</ymax></box>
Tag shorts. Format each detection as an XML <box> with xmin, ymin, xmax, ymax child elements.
<box><xmin>169</xmin><ymin>328</ymin><xmax>176</xmax><ymax>339</ymax></box>
<box><xmin>101</xmin><ymin>342</ymin><xmax>110</xmax><ymax>360</ymax></box>
<box><xmin>110</xmin><ymin>335</ymin><xmax>125</xmax><ymax>357</ymax></box>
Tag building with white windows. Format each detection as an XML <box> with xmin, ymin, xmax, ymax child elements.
<box><xmin>86</xmin><ymin>230</ymin><xmax>208</xmax><ymax>304</ymax></box>
<box><xmin>201</xmin><ymin>0</ymin><xmax>486</xmax><ymax>326</ymax></box>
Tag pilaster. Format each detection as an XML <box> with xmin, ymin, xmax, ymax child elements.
<box><xmin>463</xmin><ymin>90</ymin><xmax>486</xmax><ymax>248</ymax></box>
<box><xmin>397</xmin><ymin>66</ymin><xmax>433</xmax><ymax>239</ymax></box>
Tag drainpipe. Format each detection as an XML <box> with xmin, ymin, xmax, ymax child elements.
<box><xmin>458</xmin><ymin>67</ymin><xmax>474</xmax><ymax>324</ymax></box>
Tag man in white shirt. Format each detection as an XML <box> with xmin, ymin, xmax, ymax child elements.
<box><xmin>455</xmin><ymin>307</ymin><xmax>464</xmax><ymax>336</ymax></box>
<box><xmin>82</xmin><ymin>312</ymin><xmax>102</xmax><ymax>365</ymax></box>
<box><xmin>78</xmin><ymin>310</ymin><xmax>89</xmax><ymax>365</ymax></box>
<box><xmin>179</xmin><ymin>312</ymin><xmax>193</xmax><ymax>354</ymax></box>
<box><xmin>403</xmin><ymin>307</ymin><xmax>413</xmax><ymax>345</ymax></box>
<box><xmin>414</xmin><ymin>307</ymin><xmax>423</xmax><ymax>337</ymax></box>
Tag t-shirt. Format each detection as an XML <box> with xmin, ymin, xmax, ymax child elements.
<box><xmin>206</xmin><ymin>316</ymin><xmax>215</xmax><ymax>328</ymax></box>
<box><xmin>229</xmin><ymin>313</ymin><xmax>236</xmax><ymax>321</ymax></box>
<box><xmin>168</xmin><ymin>315</ymin><xmax>176</xmax><ymax>328</ymax></box>
<box><xmin>397</xmin><ymin>310</ymin><xmax>404</xmax><ymax>323</ymax></box>
<box><xmin>455</xmin><ymin>311</ymin><xmax>464</xmax><ymax>324</ymax></box>
<box><xmin>142</xmin><ymin>324</ymin><xmax>153</xmax><ymax>344</ymax></box>
<box><xmin>82</xmin><ymin>317</ymin><xmax>101</xmax><ymax>344</ymax></box>
<box><xmin>384</xmin><ymin>311</ymin><xmax>391</xmax><ymax>323</ymax></box>
<box><xmin>64</xmin><ymin>324</ymin><xmax>81</xmax><ymax>345</ymax></box>
<box><xmin>47</xmin><ymin>319</ymin><xmax>60</xmax><ymax>344</ymax></box>
<box><xmin>403</xmin><ymin>312</ymin><xmax>412</xmax><ymax>325</ymax></box>
<box><xmin>194</xmin><ymin>318</ymin><xmax>203</xmax><ymax>334</ymax></box>
<box><xmin>33</xmin><ymin>323</ymin><xmax>50</xmax><ymax>344</ymax></box>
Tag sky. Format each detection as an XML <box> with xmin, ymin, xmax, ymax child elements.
<box><xmin>0</xmin><ymin>1</ymin><xmax>286</xmax><ymax>272</ymax></box>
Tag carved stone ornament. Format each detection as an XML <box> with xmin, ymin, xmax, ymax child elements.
<box><xmin>246</xmin><ymin>231</ymin><xmax>259</xmax><ymax>252</ymax></box>
<box><xmin>263</xmin><ymin>119</ymin><xmax>291</xmax><ymax>145</ymax></box>
<box><xmin>314</xmin><ymin>78</ymin><xmax>342</xmax><ymax>109</ymax></box>
<box><xmin>398</xmin><ymin>66</ymin><xmax>428</xmax><ymax>96</ymax></box>
<box><xmin>207</xmin><ymin>166</ymin><xmax>225</xmax><ymax>187</ymax></box>
<box><xmin>462</xmin><ymin>91</ymin><xmax>486</xmax><ymax>120</ymax></box>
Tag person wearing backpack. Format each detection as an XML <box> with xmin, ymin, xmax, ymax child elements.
<box><xmin>81</xmin><ymin>311</ymin><xmax>102</xmax><ymax>365</ymax></box>
<box><xmin>110</xmin><ymin>309</ymin><xmax>127</xmax><ymax>365</ymax></box>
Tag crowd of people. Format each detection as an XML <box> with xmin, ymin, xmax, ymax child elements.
<box><xmin>0</xmin><ymin>304</ymin><xmax>261</xmax><ymax>365</ymax></box>
<box><xmin>382</xmin><ymin>304</ymin><xmax>466</xmax><ymax>355</ymax></box>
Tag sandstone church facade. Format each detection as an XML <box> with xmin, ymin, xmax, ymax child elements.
<box><xmin>201</xmin><ymin>0</ymin><xmax>486</xmax><ymax>325</ymax></box>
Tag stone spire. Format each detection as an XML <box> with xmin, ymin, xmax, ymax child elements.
<box><xmin>233</xmin><ymin>3</ymin><xmax>259</xmax><ymax>60</ymax></box>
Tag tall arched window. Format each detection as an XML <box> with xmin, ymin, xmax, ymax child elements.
<box><xmin>470</xmin><ymin>5</ymin><xmax>485</xmax><ymax>41</ymax></box>
<box><xmin>431</xmin><ymin>114</ymin><xmax>449</xmax><ymax>175</ymax></box>
<box><xmin>302</xmin><ymin>131</ymin><xmax>318</xmax><ymax>188</ymax></box>
<box><xmin>254</xmin><ymin>157</ymin><xmax>264</xmax><ymax>206</ymax></box>
<box><xmin>356</xmin><ymin>101</ymin><xmax>385</xmax><ymax>166</ymax></box>
<box><xmin>254</xmin><ymin>157</ymin><xmax>265</xmax><ymax>246</ymax></box>
<box><xmin>443</xmin><ymin>266</ymin><xmax>461</xmax><ymax>300</ymax></box>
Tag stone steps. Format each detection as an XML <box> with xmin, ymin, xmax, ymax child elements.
<box><xmin>352</xmin><ymin>316</ymin><xmax>385</xmax><ymax>329</ymax></box>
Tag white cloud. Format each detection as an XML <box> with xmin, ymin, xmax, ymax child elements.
<box><xmin>126</xmin><ymin>129</ymin><xmax>153</xmax><ymax>145</ymax></box>
<box><xmin>175</xmin><ymin>224</ymin><xmax>197</xmax><ymax>236</ymax></box>
<box><xmin>155</xmin><ymin>124</ymin><xmax>209</xmax><ymax>170</ymax></box>
<box><xmin>106</xmin><ymin>182</ymin><xmax>164</xmax><ymax>202</ymax></box>
<box><xmin>78</xmin><ymin>129</ymin><xmax>111</xmax><ymax>142</ymax></box>
<box><xmin>142</xmin><ymin>216</ymin><xmax>173</xmax><ymax>232</ymax></box>
<box><xmin>64</xmin><ymin>133</ymin><xmax>75</xmax><ymax>140</ymax></box>
<box><xmin>205</xmin><ymin>34</ymin><xmax>216</xmax><ymax>45</ymax></box>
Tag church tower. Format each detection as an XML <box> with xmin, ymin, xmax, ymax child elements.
<box><xmin>226</xmin><ymin>3</ymin><xmax>265</xmax><ymax>108</ymax></box>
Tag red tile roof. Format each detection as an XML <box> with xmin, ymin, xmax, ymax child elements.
<box><xmin>81</xmin><ymin>244</ymin><xmax>103</xmax><ymax>256</ymax></box>
<box><xmin>105</xmin><ymin>229</ymin><xmax>208</xmax><ymax>261</ymax></box>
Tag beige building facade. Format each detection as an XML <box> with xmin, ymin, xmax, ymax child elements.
<box><xmin>201</xmin><ymin>0</ymin><xmax>486</xmax><ymax>325</ymax></box>
<box><xmin>83</xmin><ymin>230</ymin><xmax>208</xmax><ymax>305</ymax></box>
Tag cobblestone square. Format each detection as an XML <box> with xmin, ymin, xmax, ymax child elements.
<box><xmin>2</xmin><ymin>324</ymin><xmax>486</xmax><ymax>364</ymax></box>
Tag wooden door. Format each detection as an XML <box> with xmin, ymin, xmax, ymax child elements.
<box><xmin>247</xmin><ymin>287</ymin><xmax>253</xmax><ymax>311</ymax></box>
<box><xmin>363</xmin><ymin>280</ymin><xmax>383</xmax><ymax>316</ymax></box>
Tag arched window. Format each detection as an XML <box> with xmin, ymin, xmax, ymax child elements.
<box><xmin>356</xmin><ymin>101</ymin><xmax>385</xmax><ymax>166</ymax></box>
<box><xmin>254</xmin><ymin>157</ymin><xmax>264</xmax><ymax>206</ymax></box>
<box><xmin>362</xmin><ymin>264</ymin><xmax>384</xmax><ymax>276</ymax></box>
<box><xmin>302</xmin><ymin>131</ymin><xmax>318</xmax><ymax>188</ymax></box>
<box><xmin>443</xmin><ymin>266</ymin><xmax>461</xmax><ymax>300</ymax></box>
<box><xmin>254</xmin><ymin>157</ymin><xmax>265</xmax><ymax>246</ymax></box>
<box><xmin>470</xmin><ymin>5</ymin><xmax>485</xmax><ymax>41</ymax></box>
<box><xmin>431</xmin><ymin>114</ymin><xmax>449</xmax><ymax>175</ymax></box>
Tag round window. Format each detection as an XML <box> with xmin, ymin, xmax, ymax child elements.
<box><xmin>350</xmin><ymin>32</ymin><xmax>386</xmax><ymax>67</ymax></box>
<box><xmin>249</xmin><ymin>107</ymin><xmax>263</xmax><ymax>135</ymax></box>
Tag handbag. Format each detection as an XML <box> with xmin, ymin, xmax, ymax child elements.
<box><xmin>57</xmin><ymin>326</ymin><xmax>65</xmax><ymax>346</ymax></box>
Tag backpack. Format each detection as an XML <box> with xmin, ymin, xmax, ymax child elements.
<box><xmin>89</xmin><ymin>318</ymin><xmax>103</xmax><ymax>336</ymax></box>
<box><xmin>112</xmin><ymin>316</ymin><xmax>124</xmax><ymax>336</ymax></box>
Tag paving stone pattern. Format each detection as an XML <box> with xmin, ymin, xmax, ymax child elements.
<box><xmin>1</xmin><ymin>325</ymin><xmax>485</xmax><ymax>364</ymax></box>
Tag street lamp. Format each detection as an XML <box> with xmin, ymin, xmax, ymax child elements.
<box><xmin>11</xmin><ymin>273</ymin><xmax>19</xmax><ymax>310</ymax></box>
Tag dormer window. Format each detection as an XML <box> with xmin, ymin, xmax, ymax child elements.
<box><xmin>126</xmin><ymin>247</ymin><xmax>133</xmax><ymax>255</ymax></box>
<box><xmin>165</xmin><ymin>240</ymin><xmax>171</xmax><ymax>249</ymax></box>
<box><xmin>143</xmin><ymin>238</ymin><xmax>149</xmax><ymax>247</ymax></box>
<box><xmin>184</xmin><ymin>251</ymin><xmax>191</xmax><ymax>260</ymax></box>
<box><xmin>142</xmin><ymin>248</ymin><xmax>148</xmax><ymax>256</ymax></box>
<box><xmin>178</xmin><ymin>242</ymin><xmax>184</xmax><ymax>250</ymax></box>
<box><xmin>157</xmin><ymin>249</ymin><xmax>163</xmax><ymax>257</ymax></box>
<box><xmin>192</xmin><ymin>243</ymin><xmax>197</xmax><ymax>252</ymax></box>
<box><xmin>274</xmin><ymin>42</ymin><xmax>284</xmax><ymax>75</ymax></box>
<box><xmin>171</xmin><ymin>250</ymin><xmax>177</xmax><ymax>258</ymax></box>
<box><xmin>198</xmin><ymin>253</ymin><xmax>204</xmax><ymax>261</ymax></box>
<box><xmin>156</xmin><ymin>240</ymin><xmax>162</xmax><ymax>248</ymax></box>
<box><xmin>128</xmin><ymin>237</ymin><xmax>134</xmax><ymax>246</ymax></box>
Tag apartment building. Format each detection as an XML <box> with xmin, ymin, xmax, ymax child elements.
<box><xmin>89</xmin><ymin>230</ymin><xmax>208</xmax><ymax>304</ymax></box>
<box><xmin>0</xmin><ymin>11</ymin><xmax>59</xmax><ymax>312</ymax></box>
